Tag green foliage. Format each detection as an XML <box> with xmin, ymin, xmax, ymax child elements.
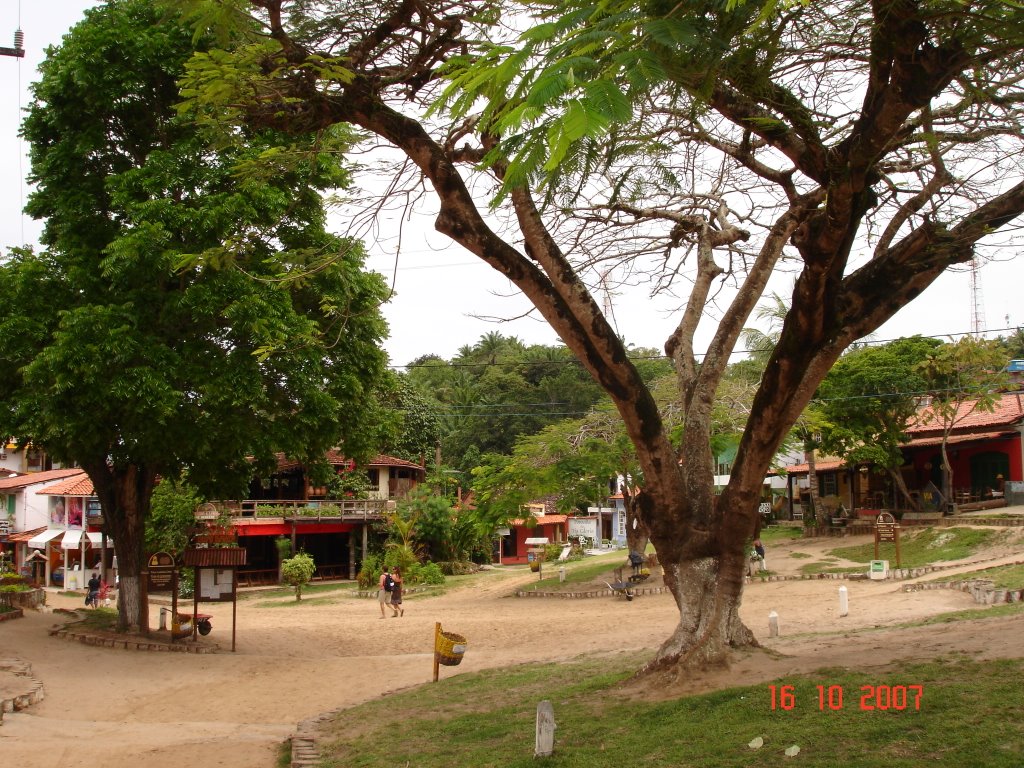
<box><xmin>827</xmin><ymin>526</ymin><xmax>996</xmax><ymax>568</ymax></box>
<box><xmin>357</xmin><ymin>551</ymin><xmax>383</xmax><ymax>589</ymax></box>
<box><xmin>410</xmin><ymin>561</ymin><xmax>446</xmax><ymax>585</ymax></box>
<box><xmin>281</xmin><ymin>551</ymin><xmax>316</xmax><ymax>600</ymax></box>
<box><xmin>0</xmin><ymin>0</ymin><xmax>393</xmax><ymax>622</ymax></box>
<box><xmin>274</xmin><ymin>536</ymin><xmax>293</xmax><ymax>561</ymax></box>
<box><xmin>146</xmin><ymin>476</ymin><xmax>204</xmax><ymax>555</ymax></box>
<box><xmin>816</xmin><ymin>336</ymin><xmax>943</xmax><ymax>470</ymax></box>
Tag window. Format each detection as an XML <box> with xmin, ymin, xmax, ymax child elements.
<box><xmin>821</xmin><ymin>473</ymin><xmax>838</xmax><ymax>497</ymax></box>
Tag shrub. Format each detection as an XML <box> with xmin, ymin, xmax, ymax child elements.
<box><xmin>281</xmin><ymin>552</ymin><xmax>316</xmax><ymax>601</ymax></box>
<box><xmin>436</xmin><ymin>560</ymin><xmax>479</xmax><ymax>576</ymax></box>
<box><xmin>358</xmin><ymin>552</ymin><xmax>383</xmax><ymax>589</ymax></box>
<box><xmin>416</xmin><ymin>561</ymin><xmax>446</xmax><ymax>585</ymax></box>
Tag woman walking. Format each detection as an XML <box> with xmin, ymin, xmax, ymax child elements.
<box><xmin>390</xmin><ymin>567</ymin><xmax>404</xmax><ymax>617</ymax></box>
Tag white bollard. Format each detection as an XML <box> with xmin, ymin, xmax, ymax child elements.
<box><xmin>838</xmin><ymin>585</ymin><xmax>849</xmax><ymax>617</ymax></box>
<box><xmin>768</xmin><ymin>610</ymin><xmax>779</xmax><ymax>637</ymax></box>
<box><xmin>559</xmin><ymin>567</ymin><xmax>566</xmax><ymax>583</ymax></box>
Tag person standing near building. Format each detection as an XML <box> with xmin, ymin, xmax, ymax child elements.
<box><xmin>377</xmin><ymin>566</ymin><xmax>393</xmax><ymax>619</ymax></box>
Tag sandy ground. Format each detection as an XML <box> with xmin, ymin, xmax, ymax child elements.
<box><xmin>2</xmin><ymin>525</ymin><xmax>1024</xmax><ymax>768</ymax></box>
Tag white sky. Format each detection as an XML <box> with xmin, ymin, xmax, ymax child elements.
<box><xmin>1</xmin><ymin>0</ymin><xmax>1020</xmax><ymax>369</ymax></box>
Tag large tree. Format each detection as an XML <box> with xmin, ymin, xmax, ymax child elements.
<box><xmin>0</xmin><ymin>0</ymin><xmax>391</xmax><ymax>631</ymax></box>
<box><xmin>817</xmin><ymin>336</ymin><xmax>943</xmax><ymax>510</ymax></box>
<box><xmin>175</xmin><ymin>0</ymin><xmax>1024</xmax><ymax>672</ymax></box>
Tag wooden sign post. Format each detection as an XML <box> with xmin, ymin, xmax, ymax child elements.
<box><xmin>873</xmin><ymin>512</ymin><xmax>901</xmax><ymax>568</ymax></box>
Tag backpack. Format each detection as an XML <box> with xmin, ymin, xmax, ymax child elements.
<box><xmin>383</xmin><ymin>574</ymin><xmax>394</xmax><ymax>592</ymax></box>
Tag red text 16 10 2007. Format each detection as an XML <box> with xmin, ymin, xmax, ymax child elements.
<box><xmin>768</xmin><ymin>684</ymin><xmax>924</xmax><ymax>711</ymax></box>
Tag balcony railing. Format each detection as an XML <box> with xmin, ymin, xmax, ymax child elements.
<box><xmin>196</xmin><ymin>498</ymin><xmax>395</xmax><ymax>522</ymax></box>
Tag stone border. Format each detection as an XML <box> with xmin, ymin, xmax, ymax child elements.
<box><xmin>514</xmin><ymin>556</ymin><xmax>1024</xmax><ymax>597</ymax></box>
<box><xmin>901</xmin><ymin>577</ymin><xmax>1024</xmax><ymax>605</ymax></box>
<box><xmin>48</xmin><ymin>618</ymin><xmax>219</xmax><ymax>654</ymax></box>
<box><xmin>0</xmin><ymin>658</ymin><xmax>44</xmax><ymax>723</ymax></box>
<box><xmin>0</xmin><ymin>608</ymin><xmax>25</xmax><ymax>623</ymax></box>
<box><xmin>515</xmin><ymin>585</ymin><xmax>672</xmax><ymax>599</ymax></box>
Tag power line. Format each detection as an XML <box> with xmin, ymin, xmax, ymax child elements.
<box><xmin>391</xmin><ymin>325</ymin><xmax>1023</xmax><ymax>370</ymax></box>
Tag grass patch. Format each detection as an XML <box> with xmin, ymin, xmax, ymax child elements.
<box><xmin>760</xmin><ymin>526</ymin><xmax>805</xmax><ymax>543</ymax></box>
<box><xmin>798</xmin><ymin>563</ymin><xmax>866</xmax><ymax>575</ymax></box>
<box><xmin>73</xmin><ymin>607</ymin><xmax>119</xmax><ymax>631</ymax></box>
<box><xmin>935</xmin><ymin>563</ymin><xmax>1024</xmax><ymax>590</ymax></box>
<box><xmin>899</xmin><ymin>601</ymin><xmax>1024</xmax><ymax>627</ymax></box>
<box><xmin>518</xmin><ymin>551</ymin><xmax>630</xmax><ymax>592</ymax></box>
<box><xmin>826</xmin><ymin>526</ymin><xmax>996</xmax><ymax>568</ymax></box>
<box><xmin>788</xmin><ymin>552</ymin><xmax>813</xmax><ymax>559</ymax></box>
<box><xmin>276</xmin><ymin>739</ymin><xmax>292</xmax><ymax>768</ymax></box>
<box><xmin>314</xmin><ymin>655</ymin><xmax>1024</xmax><ymax>768</ymax></box>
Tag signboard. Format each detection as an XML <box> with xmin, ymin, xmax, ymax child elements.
<box><xmin>0</xmin><ymin>519</ymin><xmax>10</xmax><ymax>537</ymax></box>
<box><xmin>873</xmin><ymin>512</ymin><xmax>901</xmax><ymax>567</ymax></box>
<box><xmin>568</xmin><ymin>517</ymin><xmax>598</xmax><ymax>543</ymax></box>
<box><xmin>146</xmin><ymin>551</ymin><xmax>177</xmax><ymax>593</ymax></box>
<box><xmin>198</xmin><ymin>567</ymin><xmax>236</xmax><ymax>602</ymax></box>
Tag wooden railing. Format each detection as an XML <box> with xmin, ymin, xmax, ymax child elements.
<box><xmin>197</xmin><ymin>498</ymin><xmax>394</xmax><ymax>521</ymax></box>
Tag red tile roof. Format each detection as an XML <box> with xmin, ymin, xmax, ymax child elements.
<box><xmin>0</xmin><ymin>468</ymin><xmax>84</xmax><ymax>491</ymax></box>
<box><xmin>903</xmin><ymin>430</ymin><xmax>1014</xmax><ymax>448</ymax></box>
<box><xmin>781</xmin><ymin>459</ymin><xmax>847</xmax><ymax>475</ymax></box>
<box><xmin>510</xmin><ymin>515</ymin><xmax>569</xmax><ymax>526</ymax></box>
<box><xmin>6</xmin><ymin>525</ymin><xmax>47</xmax><ymax>542</ymax></box>
<box><xmin>907</xmin><ymin>392</ymin><xmax>1024</xmax><ymax>435</ymax></box>
<box><xmin>36</xmin><ymin>473</ymin><xmax>95</xmax><ymax>496</ymax></box>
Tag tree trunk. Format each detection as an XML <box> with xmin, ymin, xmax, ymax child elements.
<box><xmin>806</xmin><ymin>448</ymin><xmax>819</xmax><ymax>518</ymax></box>
<box><xmin>887</xmin><ymin>467</ymin><xmax>919</xmax><ymax>512</ymax></box>
<box><xmin>645</xmin><ymin>546</ymin><xmax>756</xmax><ymax>674</ymax></box>
<box><xmin>83</xmin><ymin>461</ymin><xmax>157</xmax><ymax>633</ymax></box>
<box><xmin>622</xmin><ymin>492</ymin><xmax>649</xmax><ymax>556</ymax></box>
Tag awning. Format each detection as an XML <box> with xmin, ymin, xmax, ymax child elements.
<box><xmin>85</xmin><ymin>531</ymin><xmax>113</xmax><ymax>546</ymax></box>
<box><xmin>61</xmin><ymin>530</ymin><xmax>84</xmax><ymax>550</ymax></box>
<box><xmin>26</xmin><ymin>529</ymin><xmax>63</xmax><ymax>549</ymax></box>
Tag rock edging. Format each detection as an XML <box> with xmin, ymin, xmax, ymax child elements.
<box><xmin>48</xmin><ymin>622</ymin><xmax>219</xmax><ymax>654</ymax></box>
<box><xmin>0</xmin><ymin>608</ymin><xmax>25</xmax><ymax>623</ymax></box>
<box><xmin>514</xmin><ymin>556</ymin><xmax>1024</xmax><ymax>598</ymax></box>
<box><xmin>901</xmin><ymin>572</ymin><xmax>1024</xmax><ymax>606</ymax></box>
<box><xmin>0</xmin><ymin>658</ymin><xmax>44</xmax><ymax>723</ymax></box>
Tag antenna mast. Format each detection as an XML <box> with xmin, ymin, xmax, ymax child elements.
<box><xmin>970</xmin><ymin>257</ymin><xmax>987</xmax><ymax>337</ymax></box>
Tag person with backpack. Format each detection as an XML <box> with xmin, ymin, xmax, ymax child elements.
<box><xmin>389</xmin><ymin>566</ymin><xmax>404</xmax><ymax>617</ymax></box>
<box><xmin>377</xmin><ymin>566</ymin><xmax>394</xmax><ymax>618</ymax></box>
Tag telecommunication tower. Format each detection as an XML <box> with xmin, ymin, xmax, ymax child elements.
<box><xmin>969</xmin><ymin>256</ymin><xmax>987</xmax><ymax>337</ymax></box>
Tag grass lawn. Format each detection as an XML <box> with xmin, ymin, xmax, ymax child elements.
<box><xmin>760</xmin><ymin>526</ymin><xmax>805</xmax><ymax>544</ymax></box>
<box><xmin>935</xmin><ymin>563</ymin><xmax>1024</xmax><ymax>590</ymax></box>
<box><xmin>518</xmin><ymin>550</ymin><xmax>630</xmax><ymax>592</ymax></box>
<box><xmin>825</xmin><ymin>527</ymin><xmax>996</xmax><ymax>568</ymax></box>
<box><xmin>314</xmin><ymin>653</ymin><xmax>1024</xmax><ymax>768</ymax></box>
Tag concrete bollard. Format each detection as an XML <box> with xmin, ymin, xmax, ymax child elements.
<box><xmin>768</xmin><ymin>610</ymin><xmax>779</xmax><ymax>637</ymax></box>
<box><xmin>838</xmin><ymin>585</ymin><xmax>849</xmax><ymax>617</ymax></box>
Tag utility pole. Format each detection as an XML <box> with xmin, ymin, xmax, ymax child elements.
<box><xmin>0</xmin><ymin>28</ymin><xmax>24</xmax><ymax>58</ymax></box>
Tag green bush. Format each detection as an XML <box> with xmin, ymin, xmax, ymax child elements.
<box><xmin>281</xmin><ymin>552</ymin><xmax>316</xmax><ymax>601</ymax></box>
<box><xmin>415</xmin><ymin>561</ymin><xmax>446</xmax><ymax>585</ymax></box>
<box><xmin>358</xmin><ymin>552</ymin><xmax>383</xmax><ymax>589</ymax></box>
<box><xmin>436</xmin><ymin>560</ymin><xmax>478</xmax><ymax>576</ymax></box>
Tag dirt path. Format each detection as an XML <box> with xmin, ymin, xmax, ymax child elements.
<box><xmin>2</xmin><ymin>543</ymin><xmax>1023</xmax><ymax>768</ymax></box>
